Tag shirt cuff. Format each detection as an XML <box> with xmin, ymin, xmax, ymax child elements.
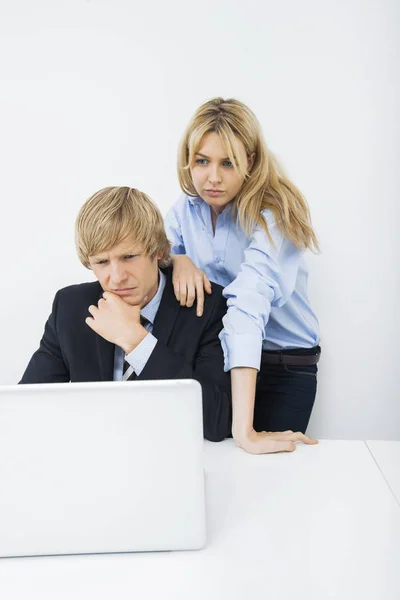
<box><xmin>219</xmin><ymin>332</ymin><xmax>263</xmax><ymax>372</ymax></box>
<box><xmin>125</xmin><ymin>333</ymin><xmax>158</xmax><ymax>376</ymax></box>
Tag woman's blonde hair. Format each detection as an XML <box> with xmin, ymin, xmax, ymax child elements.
<box><xmin>178</xmin><ymin>97</ymin><xmax>319</xmax><ymax>251</ymax></box>
<box><xmin>75</xmin><ymin>186</ymin><xmax>171</xmax><ymax>268</ymax></box>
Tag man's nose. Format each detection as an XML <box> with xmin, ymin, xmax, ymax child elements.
<box><xmin>110</xmin><ymin>262</ymin><xmax>128</xmax><ymax>285</ymax></box>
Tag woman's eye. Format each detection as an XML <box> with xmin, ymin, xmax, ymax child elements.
<box><xmin>195</xmin><ymin>159</ymin><xmax>208</xmax><ymax>165</ymax></box>
<box><xmin>223</xmin><ymin>160</ymin><xmax>233</xmax><ymax>168</ymax></box>
<box><xmin>124</xmin><ymin>255</ymin><xmax>136</xmax><ymax>260</ymax></box>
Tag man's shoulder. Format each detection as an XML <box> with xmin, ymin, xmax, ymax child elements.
<box><xmin>56</xmin><ymin>281</ymin><xmax>102</xmax><ymax>304</ymax></box>
<box><xmin>161</xmin><ymin>266</ymin><xmax>226</xmax><ymax>317</ymax></box>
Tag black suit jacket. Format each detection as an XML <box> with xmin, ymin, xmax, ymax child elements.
<box><xmin>20</xmin><ymin>267</ymin><xmax>231</xmax><ymax>442</ymax></box>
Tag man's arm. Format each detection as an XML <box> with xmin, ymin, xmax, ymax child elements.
<box><xmin>20</xmin><ymin>291</ymin><xmax>70</xmax><ymax>384</ymax></box>
<box><xmin>84</xmin><ymin>287</ymin><xmax>231</xmax><ymax>442</ymax></box>
<box><xmin>139</xmin><ymin>294</ymin><xmax>231</xmax><ymax>443</ymax></box>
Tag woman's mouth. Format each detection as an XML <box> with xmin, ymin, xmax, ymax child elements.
<box><xmin>205</xmin><ymin>189</ymin><xmax>225</xmax><ymax>197</ymax></box>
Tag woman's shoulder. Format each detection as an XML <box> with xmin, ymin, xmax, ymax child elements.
<box><xmin>259</xmin><ymin>208</ymin><xmax>278</xmax><ymax>227</ymax></box>
<box><xmin>250</xmin><ymin>208</ymin><xmax>302</xmax><ymax>256</ymax></box>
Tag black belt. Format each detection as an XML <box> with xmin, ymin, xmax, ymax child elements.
<box><xmin>261</xmin><ymin>348</ymin><xmax>321</xmax><ymax>366</ymax></box>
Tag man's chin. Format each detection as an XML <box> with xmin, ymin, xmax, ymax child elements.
<box><xmin>121</xmin><ymin>294</ymin><xmax>142</xmax><ymax>306</ymax></box>
<box><xmin>107</xmin><ymin>289</ymin><xmax>141</xmax><ymax>305</ymax></box>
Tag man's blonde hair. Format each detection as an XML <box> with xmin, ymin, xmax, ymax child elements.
<box><xmin>178</xmin><ymin>97</ymin><xmax>319</xmax><ymax>251</ymax></box>
<box><xmin>75</xmin><ymin>186</ymin><xmax>171</xmax><ymax>268</ymax></box>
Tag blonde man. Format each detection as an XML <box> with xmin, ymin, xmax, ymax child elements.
<box><xmin>21</xmin><ymin>187</ymin><xmax>231</xmax><ymax>442</ymax></box>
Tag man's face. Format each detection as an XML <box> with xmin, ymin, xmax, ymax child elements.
<box><xmin>88</xmin><ymin>239</ymin><xmax>161</xmax><ymax>307</ymax></box>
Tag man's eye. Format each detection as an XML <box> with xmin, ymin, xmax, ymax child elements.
<box><xmin>124</xmin><ymin>255</ymin><xmax>136</xmax><ymax>260</ymax></box>
<box><xmin>96</xmin><ymin>260</ymin><xmax>108</xmax><ymax>265</ymax></box>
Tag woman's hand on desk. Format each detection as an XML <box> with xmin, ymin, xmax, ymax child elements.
<box><xmin>233</xmin><ymin>428</ymin><xmax>318</xmax><ymax>454</ymax></box>
<box><xmin>230</xmin><ymin>368</ymin><xmax>318</xmax><ymax>454</ymax></box>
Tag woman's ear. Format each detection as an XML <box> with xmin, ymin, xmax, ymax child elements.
<box><xmin>248</xmin><ymin>152</ymin><xmax>256</xmax><ymax>172</ymax></box>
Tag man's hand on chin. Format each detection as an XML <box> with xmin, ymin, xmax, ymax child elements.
<box><xmin>86</xmin><ymin>291</ymin><xmax>148</xmax><ymax>353</ymax></box>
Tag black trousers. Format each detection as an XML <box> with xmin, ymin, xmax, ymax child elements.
<box><xmin>253</xmin><ymin>346</ymin><xmax>320</xmax><ymax>434</ymax></box>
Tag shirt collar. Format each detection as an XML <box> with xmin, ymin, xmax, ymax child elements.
<box><xmin>141</xmin><ymin>269</ymin><xmax>166</xmax><ymax>325</ymax></box>
<box><xmin>187</xmin><ymin>194</ymin><xmax>203</xmax><ymax>206</ymax></box>
<box><xmin>187</xmin><ymin>194</ymin><xmax>234</xmax><ymax>217</ymax></box>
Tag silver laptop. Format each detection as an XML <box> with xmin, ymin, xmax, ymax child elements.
<box><xmin>0</xmin><ymin>379</ymin><xmax>206</xmax><ymax>558</ymax></box>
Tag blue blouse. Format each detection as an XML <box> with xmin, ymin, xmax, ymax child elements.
<box><xmin>164</xmin><ymin>194</ymin><xmax>320</xmax><ymax>371</ymax></box>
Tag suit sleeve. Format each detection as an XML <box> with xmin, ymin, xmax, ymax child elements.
<box><xmin>138</xmin><ymin>295</ymin><xmax>231</xmax><ymax>442</ymax></box>
<box><xmin>20</xmin><ymin>291</ymin><xmax>70</xmax><ymax>384</ymax></box>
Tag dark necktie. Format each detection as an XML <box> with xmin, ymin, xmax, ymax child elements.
<box><xmin>122</xmin><ymin>315</ymin><xmax>149</xmax><ymax>381</ymax></box>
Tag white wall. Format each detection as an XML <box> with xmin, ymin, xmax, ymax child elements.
<box><xmin>0</xmin><ymin>0</ymin><xmax>398</xmax><ymax>439</ymax></box>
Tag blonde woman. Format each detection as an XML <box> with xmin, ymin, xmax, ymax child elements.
<box><xmin>164</xmin><ymin>97</ymin><xmax>321</xmax><ymax>455</ymax></box>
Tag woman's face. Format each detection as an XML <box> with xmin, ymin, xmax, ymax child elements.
<box><xmin>190</xmin><ymin>131</ymin><xmax>254</xmax><ymax>215</ymax></box>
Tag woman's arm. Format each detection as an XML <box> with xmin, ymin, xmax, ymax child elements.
<box><xmin>224</xmin><ymin>215</ymin><xmax>317</xmax><ymax>453</ymax></box>
<box><xmin>231</xmin><ymin>367</ymin><xmax>317</xmax><ymax>453</ymax></box>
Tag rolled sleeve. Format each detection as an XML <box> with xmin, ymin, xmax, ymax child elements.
<box><xmin>219</xmin><ymin>330</ymin><xmax>263</xmax><ymax>371</ymax></box>
<box><xmin>125</xmin><ymin>333</ymin><xmax>158</xmax><ymax>376</ymax></box>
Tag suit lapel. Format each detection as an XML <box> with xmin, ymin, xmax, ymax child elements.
<box><xmin>96</xmin><ymin>334</ymin><xmax>115</xmax><ymax>381</ymax></box>
<box><xmin>152</xmin><ymin>268</ymin><xmax>180</xmax><ymax>345</ymax></box>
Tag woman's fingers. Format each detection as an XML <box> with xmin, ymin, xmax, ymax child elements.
<box><xmin>264</xmin><ymin>430</ymin><xmax>318</xmax><ymax>445</ymax></box>
<box><xmin>172</xmin><ymin>276</ymin><xmax>181</xmax><ymax>302</ymax></box>
<box><xmin>203</xmin><ymin>274</ymin><xmax>212</xmax><ymax>295</ymax></box>
<box><xmin>289</xmin><ymin>432</ymin><xmax>318</xmax><ymax>445</ymax></box>
<box><xmin>186</xmin><ymin>281</ymin><xmax>196</xmax><ymax>307</ymax></box>
<box><xmin>171</xmin><ymin>255</ymin><xmax>211</xmax><ymax>312</ymax></box>
<box><xmin>178</xmin><ymin>281</ymin><xmax>188</xmax><ymax>306</ymax></box>
<box><xmin>236</xmin><ymin>437</ymin><xmax>296</xmax><ymax>454</ymax></box>
<box><xmin>195</xmin><ymin>276</ymin><xmax>206</xmax><ymax>316</ymax></box>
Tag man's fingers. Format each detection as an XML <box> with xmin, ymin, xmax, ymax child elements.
<box><xmin>85</xmin><ymin>316</ymin><xmax>95</xmax><ymax>329</ymax></box>
<box><xmin>87</xmin><ymin>304</ymin><xmax>98</xmax><ymax>317</ymax></box>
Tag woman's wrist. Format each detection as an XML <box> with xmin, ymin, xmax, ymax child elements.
<box><xmin>230</xmin><ymin>367</ymin><xmax>258</xmax><ymax>440</ymax></box>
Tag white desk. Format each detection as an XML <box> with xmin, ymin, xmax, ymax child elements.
<box><xmin>1</xmin><ymin>440</ymin><xmax>399</xmax><ymax>600</ymax></box>
<box><xmin>366</xmin><ymin>440</ymin><xmax>400</xmax><ymax>505</ymax></box>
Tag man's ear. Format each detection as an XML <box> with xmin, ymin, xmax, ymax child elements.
<box><xmin>151</xmin><ymin>251</ymin><xmax>164</xmax><ymax>263</ymax></box>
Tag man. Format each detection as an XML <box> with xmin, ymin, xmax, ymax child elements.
<box><xmin>21</xmin><ymin>186</ymin><xmax>231</xmax><ymax>442</ymax></box>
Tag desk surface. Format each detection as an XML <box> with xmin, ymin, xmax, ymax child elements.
<box><xmin>1</xmin><ymin>440</ymin><xmax>399</xmax><ymax>600</ymax></box>
<box><xmin>367</xmin><ymin>440</ymin><xmax>400</xmax><ymax>505</ymax></box>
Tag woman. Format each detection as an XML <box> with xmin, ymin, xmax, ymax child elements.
<box><xmin>164</xmin><ymin>97</ymin><xmax>321</xmax><ymax>454</ymax></box>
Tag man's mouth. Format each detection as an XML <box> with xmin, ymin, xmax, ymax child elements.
<box><xmin>113</xmin><ymin>288</ymin><xmax>136</xmax><ymax>296</ymax></box>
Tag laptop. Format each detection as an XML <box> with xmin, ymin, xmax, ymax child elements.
<box><xmin>0</xmin><ymin>379</ymin><xmax>206</xmax><ymax>558</ymax></box>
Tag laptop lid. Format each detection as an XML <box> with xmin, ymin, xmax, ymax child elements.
<box><xmin>0</xmin><ymin>379</ymin><xmax>206</xmax><ymax>557</ymax></box>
